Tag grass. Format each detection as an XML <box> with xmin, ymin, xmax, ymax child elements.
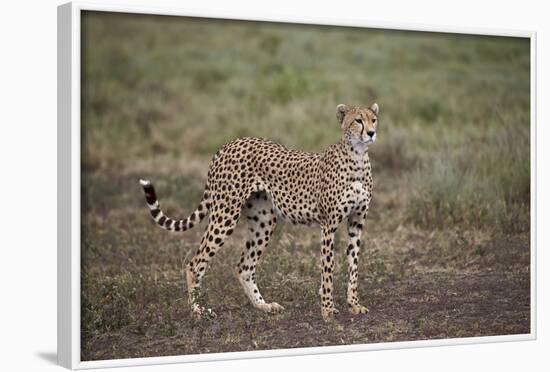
<box><xmin>407</xmin><ymin>116</ymin><xmax>530</xmax><ymax>232</ymax></box>
<box><xmin>80</xmin><ymin>11</ymin><xmax>531</xmax><ymax>360</ymax></box>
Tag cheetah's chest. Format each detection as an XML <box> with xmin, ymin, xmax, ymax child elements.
<box><xmin>341</xmin><ymin>179</ymin><xmax>370</xmax><ymax>215</ymax></box>
<box><xmin>343</xmin><ymin>161</ymin><xmax>372</xmax><ymax>214</ymax></box>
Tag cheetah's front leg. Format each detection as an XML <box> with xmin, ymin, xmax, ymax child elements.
<box><xmin>320</xmin><ymin>226</ymin><xmax>339</xmax><ymax>320</ymax></box>
<box><xmin>346</xmin><ymin>212</ymin><xmax>369</xmax><ymax>315</ymax></box>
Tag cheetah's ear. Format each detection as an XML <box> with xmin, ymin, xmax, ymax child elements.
<box><xmin>336</xmin><ymin>104</ymin><xmax>349</xmax><ymax>124</ymax></box>
<box><xmin>370</xmin><ymin>103</ymin><xmax>379</xmax><ymax>116</ymax></box>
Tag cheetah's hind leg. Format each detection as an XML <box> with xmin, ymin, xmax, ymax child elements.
<box><xmin>185</xmin><ymin>197</ymin><xmax>241</xmax><ymax>318</ymax></box>
<box><xmin>236</xmin><ymin>192</ymin><xmax>284</xmax><ymax>313</ymax></box>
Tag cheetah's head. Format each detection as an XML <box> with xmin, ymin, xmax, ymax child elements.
<box><xmin>337</xmin><ymin>103</ymin><xmax>379</xmax><ymax>146</ymax></box>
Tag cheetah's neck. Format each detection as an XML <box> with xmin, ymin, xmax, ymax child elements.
<box><xmin>339</xmin><ymin>137</ymin><xmax>370</xmax><ymax>169</ymax></box>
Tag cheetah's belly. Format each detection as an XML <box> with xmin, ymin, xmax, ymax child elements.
<box><xmin>255</xmin><ymin>180</ymin><xmax>320</xmax><ymax>226</ymax></box>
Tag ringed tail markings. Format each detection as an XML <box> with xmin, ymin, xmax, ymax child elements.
<box><xmin>139</xmin><ymin>179</ymin><xmax>208</xmax><ymax>232</ymax></box>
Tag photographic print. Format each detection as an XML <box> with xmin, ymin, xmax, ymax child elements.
<box><xmin>78</xmin><ymin>10</ymin><xmax>531</xmax><ymax>362</ymax></box>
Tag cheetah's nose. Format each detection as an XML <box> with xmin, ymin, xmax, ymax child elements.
<box><xmin>366</xmin><ymin>131</ymin><xmax>375</xmax><ymax>138</ymax></box>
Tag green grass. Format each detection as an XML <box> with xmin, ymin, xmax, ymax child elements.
<box><xmin>80</xmin><ymin>11</ymin><xmax>531</xmax><ymax>360</ymax></box>
<box><xmin>407</xmin><ymin>115</ymin><xmax>530</xmax><ymax>232</ymax></box>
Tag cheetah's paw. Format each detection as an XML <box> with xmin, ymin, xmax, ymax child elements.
<box><xmin>348</xmin><ymin>303</ymin><xmax>369</xmax><ymax>315</ymax></box>
<box><xmin>321</xmin><ymin>307</ymin><xmax>340</xmax><ymax>320</ymax></box>
<box><xmin>257</xmin><ymin>302</ymin><xmax>285</xmax><ymax>313</ymax></box>
<box><xmin>191</xmin><ymin>304</ymin><xmax>217</xmax><ymax>319</ymax></box>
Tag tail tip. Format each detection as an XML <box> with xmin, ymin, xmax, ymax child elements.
<box><xmin>139</xmin><ymin>179</ymin><xmax>151</xmax><ymax>187</ymax></box>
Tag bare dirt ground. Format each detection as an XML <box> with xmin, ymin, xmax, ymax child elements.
<box><xmin>80</xmin><ymin>171</ymin><xmax>530</xmax><ymax>361</ymax></box>
<box><xmin>84</xmin><ymin>269</ymin><xmax>529</xmax><ymax>360</ymax></box>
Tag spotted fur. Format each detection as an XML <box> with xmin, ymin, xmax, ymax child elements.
<box><xmin>140</xmin><ymin>103</ymin><xmax>379</xmax><ymax>320</ymax></box>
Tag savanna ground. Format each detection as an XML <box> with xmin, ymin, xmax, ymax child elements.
<box><xmin>80</xmin><ymin>12</ymin><xmax>531</xmax><ymax>361</ymax></box>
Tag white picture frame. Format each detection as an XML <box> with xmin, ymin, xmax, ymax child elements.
<box><xmin>58</xmin><ymin>1</ymin><xmax>537</xmax><ymax>369</ymax></box>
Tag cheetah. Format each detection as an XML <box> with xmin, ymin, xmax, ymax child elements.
<box><xmin>139</xmin><ymin>103</ymin><xmax>379</xmax><ymax>320</ymax></box>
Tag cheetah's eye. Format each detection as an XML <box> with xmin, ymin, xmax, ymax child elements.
<box><xmin>372</xmin><ymin>118</ymin><xmax>377</xmax><ymax>124</ymax></box>
<box><xmin>355</xmin><ymin>118</ymin><xmax>363</xmax><ymax>124</ymax></box>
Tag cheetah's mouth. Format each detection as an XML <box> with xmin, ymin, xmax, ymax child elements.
<box><xmin>349</xmin><ymin>136</ymin><xmax>374</xmax><ymax>149</ymax></box>
<box><xmin>348</xmin><ymin>133</ymin><xmax>376</xmax><ymax>147</ymax></box>
<box><xmin>359</xmin><ymin>135</ymin><xmax>375</xmax><ymax>144</ymax></box>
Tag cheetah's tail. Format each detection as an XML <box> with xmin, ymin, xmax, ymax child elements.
<box><xmin>139</xmin><ymin>179</ymin><xmax>209</xmax><ymax>232</ymax></box>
